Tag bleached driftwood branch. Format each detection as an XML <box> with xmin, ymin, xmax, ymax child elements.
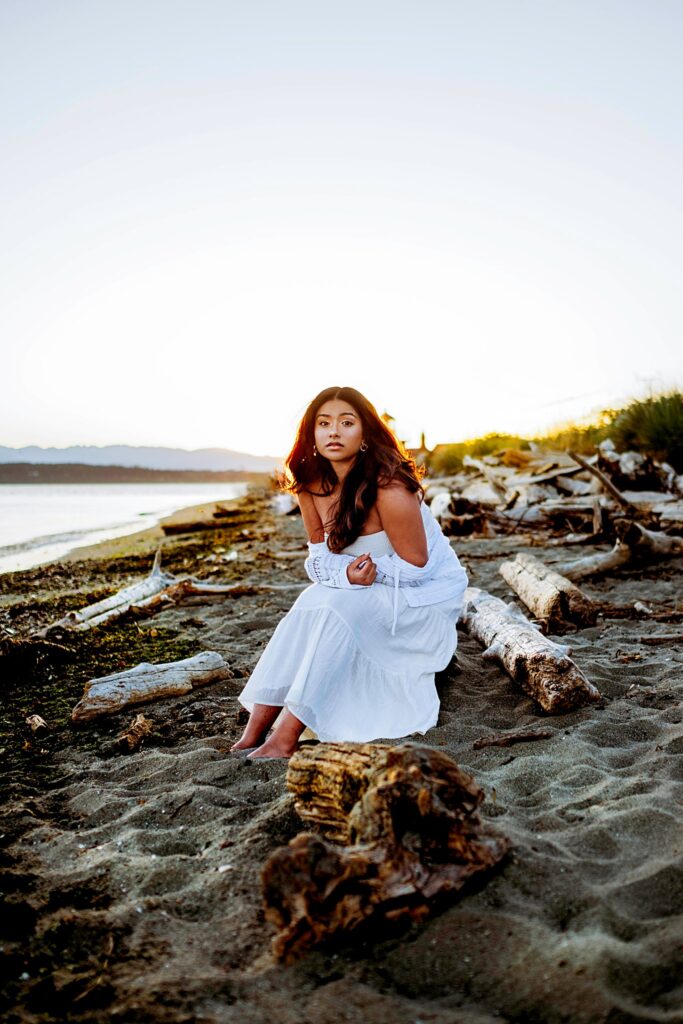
<box><xmin>36</xmin><ymin>550</ymin><xmax>278</xmax><ymax>637</ymax></box>
<box><xmin>499</xmin><ymin>552</ymin><xmax>597</xmax><ymax>630</ymax></box>
<box><xmin>461</xmin><ymin>588</ymin><xmax>601</xmax><ymax>713</ymax></box>
<box><xmin>71</xmin><ymin>650</ymin><xmax>232</xmax><ymax>723</ymax></box>
<box><xmin>262</xmin><ymin>743</ymin><xmax>509</xmax><ymax>963</ymax></box>
<box><xmin>568</xmin><ymin>450</ymin><xmax>645</xmax><ymax>520</ymax></box>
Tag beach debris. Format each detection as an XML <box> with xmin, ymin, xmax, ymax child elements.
<box><xmin>71</xmin><ymin>650</ymin><xmax>232</xmax><ymax>723</ymax></box>
<box><xmin>499</xmin><ymin>552</ymin><xmax>597</xmax><ymax>631</ymax></box>
<box><xmin>567</xmin><ymin>450</ymin><xmax>650</xmax><ymax>522</ymax></box>
<box><xmin>25</xmin><ymin>714</ymin><xmax>48</xmax><ymax>735</ymax></box>
<box><xmin>472</xmin><ymin>728</ymin><xmax>553</xmax><ymax>749</ymax></box>
<box><xmin>561</xmin><ymin>519</ymin><xmax>683</xmax><ymax>582</ymax></box>
<box><xmin>461</xmin><ymin>587</ymin><xmax>601</xmax><ymax>713</ymax></box>
<box><xmin>261</xmin><ymin>742</ymin><xmax>509</xmax><ymax>963</ymax></box>
<box><xmin>101</xmin><ymin>713</ymin><xmax>154</xmax><ymax>755</ymax></box>
<box><xmin>114</xmin><ymin>713</ymin><xmax>153</xmax><ymax>753</ymax></box>
<box><xmin>426</xmin><ymin>444</ymin><xmax>683</xmax><ymax>545</ymax></box>
<box><xmin>35</xmin><ymin>550</ymin><xmax>252</xmax><ymax>638</ymax></box>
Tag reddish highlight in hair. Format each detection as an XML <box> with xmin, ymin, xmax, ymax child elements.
<box><xmin>284</xmin><ymin>386</ymin><xmax>423</xmax><ymax>552</ymax></box>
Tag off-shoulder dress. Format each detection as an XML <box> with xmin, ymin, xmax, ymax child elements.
<box><xmin>237</xmin><ymin>500</ymin><xmax>468</xmax><ymax>742</ymax></box>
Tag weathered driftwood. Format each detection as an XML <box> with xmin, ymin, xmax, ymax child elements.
<box><xmin>36</xmin><ymin>551</ymin><xmax>248</xmax><ymax>638</ymax></box>
<box><xmin>113</xmin><ymin>713</ymin><xmax>153</xmax><ymax>753</ymax></box>
<box><xmin>25</xmin><ymin>714</ymin><xmax>47</xmax><ymax>735</ymax></box>
<box><xmin>622</xmin><ymin>520</ymin><xmax>683</xmax><ymax>556</ymax></box>
<box><xmin>562</xmin><ymin>520</ymin><xmax>683</xmax><ymax>581</ymax></box>
<box><xmin>461</xmin><ymin>588</ymin><xmax>601</xmax><ymax>713</ymax></box>
<box><xmin>462</xmin><ymin>456</ymin><xmax>508</xmax><ymax>498</ymax></box>
<box><xmin>262</xmin><ymin>743</ymin><xmax>509</xmax><ymax>962</ymax></box>
<box><xmin>71</xmin><ymin>651</ymin><xmax>232</xmax><ymax>723</ymax></box>
<box><xmin>472</xmin><ymin>728</ymin><xmax>553</xmax><ymax>749</ymax></box>
<box><xmin>561</xmin><ymin>540</ymin><xmax>633</xmax><ymax>581</ymax></box>
<box><xmin>568</xmin><ymin>450</ymin><xmax>648</xmax><ymax>522</ymax></box>
<box><xmin>499</xmin><ymin>552</ymin><xmax>597</xmax><ymax>630</ymax></box>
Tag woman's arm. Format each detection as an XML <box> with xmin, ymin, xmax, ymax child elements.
<box><xmin>298</xmin><ymin>490</ymin><xmax>370</xmax><ymax>588</ymax></box>
<box><xmin>297</xmin><ymin>489</ymin><xmax>325</xmax><ymax>543</ymax></box>
<box><xmin>375</xmin><ymin>484</ymin><xmax>428</xmax><ymax>567</ymax></box>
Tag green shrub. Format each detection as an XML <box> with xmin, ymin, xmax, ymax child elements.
<box><xmin>428</xmin><ymin>434</ymin><xmax>529</xmax><ymax>475</ymax></box>
<box><xmin>426</xmin><ymin>391</ymin><xmax>683</xmax><ymax>474</ymax></box>
<box><xmin>605</xmin><ymin>391</ymin><xmax>683</xmax><ymax>471</ymax></box>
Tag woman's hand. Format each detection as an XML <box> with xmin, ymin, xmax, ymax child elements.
<box><xmin>346</xmin><ymin>553</ymin><xmax>376</xmax><ymax>586</ymax></box>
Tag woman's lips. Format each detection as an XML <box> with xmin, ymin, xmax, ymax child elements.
<box><xmin>326</xmin><ymin>443</ymin><xmax>343</xmax><ymax>449</ymax></box>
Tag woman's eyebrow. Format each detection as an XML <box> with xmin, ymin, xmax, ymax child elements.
<box><xmin>317</xmin><ymin>411</ymin><xmax>357</xmax><ymax>418</ymax></box>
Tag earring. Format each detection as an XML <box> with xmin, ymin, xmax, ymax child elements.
<box><xmin>359</xmin><ymin>440</ymin><xmax>368</xmax><ymax>453</ymax></box>
<box><xmin>313</xmin><ymin>444</ymin><xmax>318</xmax><ymax>456</ymax></box>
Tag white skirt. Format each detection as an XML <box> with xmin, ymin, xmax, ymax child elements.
<box><xmin>237</xmin><ymin>581</ymin><xmax>464</xmax><ymax>743</ymax></box>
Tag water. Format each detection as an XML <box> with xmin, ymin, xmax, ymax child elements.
<box><xmin>0</xmin><ymin>482</ymin><xmax>248</xmax><ymax>574</ymax></box>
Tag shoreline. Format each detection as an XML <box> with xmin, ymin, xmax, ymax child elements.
<box><xmin>1</xmin><ymin>489</ymin><xmax>682</xmax><ymax>1023</ymax></box>
<box><xmin>0</xmin><ymin>481</ymin><xmax>256</xmax><ymax>575</ymax></box>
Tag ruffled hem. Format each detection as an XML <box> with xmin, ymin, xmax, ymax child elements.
<box><xmin>238</xmin><ymin>595</ymin><xmax>456</xmax><ymax>743</ymax></box>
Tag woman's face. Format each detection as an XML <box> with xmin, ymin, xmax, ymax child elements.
<box><xmin>314</xmin><ymin>399</ymin><xmax>364</xmax><ymax>465</ymax></box>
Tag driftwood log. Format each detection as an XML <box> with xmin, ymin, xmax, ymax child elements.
<box><xmin>461</xmin><ymin>588</ymin><xmax>601</xmax><ymax>713</ymax></box>
<box><xmin>71</xmin><ymin>650</ymin><xmax>232</xmax><ymax>723</ymax></box>
<box><xmin>262</xmin><ymin>743</ymin><xmax>509</xmax><ymax>962</ymax></box>
<box><xmin>562</xmin><ymin>520</ymin><xmax>683</xmax><ymax>582</ymax></box>
<box><xmin>499</xmin><ymin>552</ymin><xmax>597</xmax><ymax>630</ymax></box>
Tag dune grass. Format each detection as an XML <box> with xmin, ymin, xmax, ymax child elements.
<box><xmin>427</xmin><ymin>391</ymin><xmax>683</xmax><ymax>474</ymax></box>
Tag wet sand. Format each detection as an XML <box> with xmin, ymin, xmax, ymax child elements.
<box><xmin>1</xmin><ymin>488</ymin><xmax>682</xmax><ymax>1023</ymax></box>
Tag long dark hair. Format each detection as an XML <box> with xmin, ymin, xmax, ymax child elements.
<box><xmin>285</xmin><ymin>386</ymin><xmax>423</xmax><ymax>552</ymax></box>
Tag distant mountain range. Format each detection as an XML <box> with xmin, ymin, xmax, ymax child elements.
<box><xmin>0</xmin><ymin>445</ymin><xmax>281</xmax><ymax>473</ymax></box>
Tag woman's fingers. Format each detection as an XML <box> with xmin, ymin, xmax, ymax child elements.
<box><xmin>348</xmin><ymin>553</ymin><xmax>375</xmax><ymax>585</ymax></box>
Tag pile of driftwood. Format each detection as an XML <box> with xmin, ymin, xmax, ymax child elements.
<box><xmin>427</xmin><ymin>441</ymin><xmax>683</xmax><ymax>579</ymax></box>
<box><xmin>262</xmin><ymin>742</ymin><xmax>509</xmax><ymax>962</ymax></box>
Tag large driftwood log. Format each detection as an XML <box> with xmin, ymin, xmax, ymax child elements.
<box><xmin>71</xmin><ymin>650</ymin><xmax>232</xmax><ymax>723</ymax></box>
<box><xmin>262</xmin><ymin>743</ymin><xmax>509</xmax><ymax>962</ymax></box>
<box><xmin>461</xmin><ymin>588</ymin><xmax>601</xmax><ymax>713</ymax></box>
<box><xmin>499</xmin><ymin>552</ymin><xmax>597</xmax><ymax>630</ymax></box>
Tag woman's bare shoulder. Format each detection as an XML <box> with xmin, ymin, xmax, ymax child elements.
<box><xmin>376</xmin><ymin>480</ymin><xmax>422</xmax><ymax>510</ymax></box>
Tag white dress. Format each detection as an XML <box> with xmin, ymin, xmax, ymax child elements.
<box><xmin>237</xmin><ymin>502</ymin><xmax>468</xmax><ymax>743</ymax></box>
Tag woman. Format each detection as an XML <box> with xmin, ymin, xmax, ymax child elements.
<box><xmin>231</xmin><ymin>386</ymin><xmax>468</xmax><ymax>759</ymax></box>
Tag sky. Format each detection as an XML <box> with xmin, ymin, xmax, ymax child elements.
<box><xmin>1</xmin><ymin>0</ymin><xmax>682</xmax><ymax>456</ymax></box>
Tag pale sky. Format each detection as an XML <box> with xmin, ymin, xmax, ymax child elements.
<box><xmin>2</xmin><ymin>1</ymin><xmax>682</xmax><ymax>456</ymax></box>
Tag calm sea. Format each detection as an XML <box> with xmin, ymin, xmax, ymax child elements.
<box><xmin>0</xmin><ymin>482</ymin><xmax>248</xmax><ymax>574</ymax></box>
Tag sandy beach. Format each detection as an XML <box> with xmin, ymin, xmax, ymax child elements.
<box><xmin>1</xmin><ymin>486</ymin><xmax>682</xmax><ymax>1023</ymax></box>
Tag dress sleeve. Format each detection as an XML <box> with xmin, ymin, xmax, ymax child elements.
<box><xmin>304</xmin><ymin>542</ymin><xmax>366</xmax><ymax>590</ymax></box>
<box><xmin>372</xmin><ymin>552</ymin><xmax>432</xmax><ymax>588</ymax></box>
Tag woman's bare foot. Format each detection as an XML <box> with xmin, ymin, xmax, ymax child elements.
<box><xmin>247</xmin><ymin>737</ymin><xmax>299</xmax><ymax>760</ymax></box>
<box><xmin>229</xmin><ymin>704</ymin><xmax>282</xmax><ymax>752</ymax></box>
<box><xmin>230</xmin><ymin>737</ymin><xmax>261</xmax><ymax>752</ymax></box>
<box><xmin>247</xmin><ymin>709</ymin><xmax>305</xmax><ymax>759</ymax></box>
